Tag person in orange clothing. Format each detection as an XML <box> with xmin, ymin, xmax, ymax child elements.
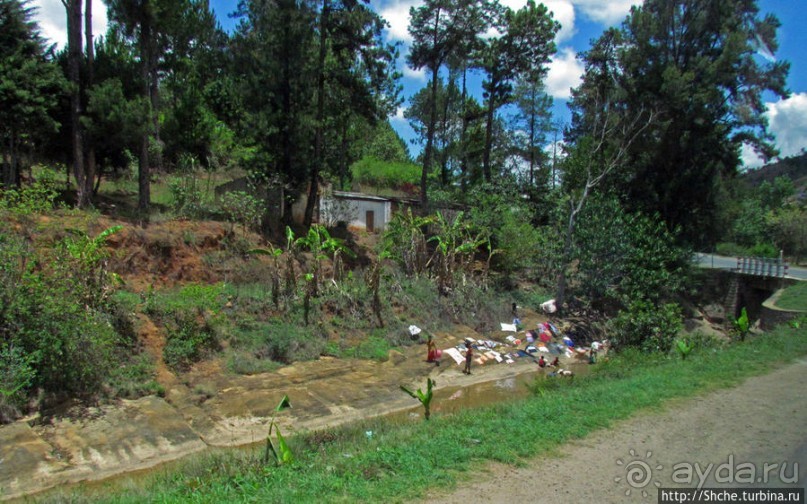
<box><xmin>426</xmin><ymin>334</ymin><xmax>437</xmax><ymax>363</ymax></box>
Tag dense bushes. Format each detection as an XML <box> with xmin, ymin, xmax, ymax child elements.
<box><xmin>608</xmin><ymin>300</ymin><xmax>683</xmax><ymax>352</ymax></box>
<box><xmin>163</xmin><ymin>311</ymin><xmax>222</xmax><ymax>371</ymax></box>
<box><xmin>0</xmin><ymin>226</ymin><xmax>141</xmax><ymax>420</ymax></box>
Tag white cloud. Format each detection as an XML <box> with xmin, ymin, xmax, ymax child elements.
<box><xmin>545</xmin><ymin>1</ymin><xmax>576</xmax><ymax>44</ymax></box>
<box><xmin>574</xmin><ymin>0</ymin><xmax>640</xmax><ymax>26</ymax></box>
<box><xmin>391</xmin><ymin>106</ymin><xmax>407</xmax><ymax>122</ymax></box>
<box><xmin>767</xmin><ymin>93</ymin><xmax>807</xmax><ymax>158</ymax></box>
<box><xmin>546</xmin><ymin>47</ymin><xmax>583</xmax><ymax>99</ymax></box>
<box><xmin>402</xmin><ymin>64</ymin><xmax>427</xmax><ymax>81</ymax></box>
<box><xmin>374</xmin><ymin>0</ymin><xmax>418</xmax><ymax>43</ymax></box>
<box><xmin>31</xmin><ymin>0</ymin><xmax>108</xmax><ymax>50</ymax></box>
<box><xmin>374</xmin><ymin>0</ymin><xmax>577</xmax><ymax>45</ymax></box>
<box><xmin>744</xmin><ymin>93</ymin><xmax>807</xmax><ymax>167</ymax></box>
<box><xmin>741</xmin><ymin>143</ymin><xmax>766</xmax><ymax>169</ymax></box>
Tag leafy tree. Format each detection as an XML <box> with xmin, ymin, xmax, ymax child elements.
<box><xmin>381</xmin><ymin>208</ymin><xmax>434</xmax><ymax>276</ymax></box>
<box><xmin>585</xmin><ymin>0</ymin><xmax>790</xmax><ymax>247</ymax></box>
<box><xmin>0</xmin><ymin>0</ymin><xmax>66</xmax><ymax>187</ymax></box>
<box><xmin>104</xmin><ymin>0</ymin><xmax>191</xmax><ymax>211</ymax></box>
<box><xmin>556</xmin><ymin>94</ymin><xmax>656</xmax><ymax>310</ymax></box>
<box><xmin>769</xmin><ymin>206</ymin><xmax>807</xmax><ymax>263</ymax></box>
<box><xmin>160</xmin><ymin>1</ymin><xmax>229</xmax><ymax>170</ymax></box>
<box><xmin>233</xmin><ymin>0</ymin><xmax>398</xmax><ymax>229</ymax></box>
<box><xmin>572</xmin><ymin>195</ymin><xmax>691</xmax><ymax>308</ymax></box>
<box><xmin>231</xmin><ymin>0</ymin><xmax>316</xmax><ymax>216</ymax></box>
<box><xmin>758</xmin><ymin>176</ymin><xmax>795</xmax><ymax>211</ymax></box>
<box><xmin>303</xmin><ymin>0</ymin><xmax>400</xmax><ymax>227</ymax></box>
<box><xmin>510</xmin><ymin>80</ymin><xmax>553</xmax><ymax>188</ymax></box>
<box><xmin>477</xmin><ymin>0</ymin><xmax>558</xmax><ymax>182</ymax></box>
<box><xmin>361</xmin><ymin>120</ymin><xmax>410</xmax><ymax>164</ymax></box>
<box><xmin>63</xmin><ymin>0</ymin><xmax>88</xmax><ymax>205</ymax></box>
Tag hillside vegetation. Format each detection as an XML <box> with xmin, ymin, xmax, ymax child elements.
<box><xmin>3</xmin><ymin>0</ymin><xmax>807</xmax><ymax>426</ymax></box>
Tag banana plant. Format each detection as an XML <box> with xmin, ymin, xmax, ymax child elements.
<box><xmin>382</xmin><ymin>209</ymin><xmax>434</xmax><ymax>276</ymax></box>
<box><xmin>735</xmin><ymin>307</ymin><xmax>750</xmax><ymax>341</ymax></box>
<box><xmin>295</xmin><ymin>225</ymin><xmax>328</xmax><ymax>296</ymax></box>
<box><xmin>675</xmin><ymin>338</ymin><xmax>693</xmax><ymax>360</ymax></box>
<box><xmin>321</xmin><ymin>231</ymin><xmax>355</xmax><ymax>283</ymax></box>
<box><xmin>284</xmin><ymin>226</ymin><xmax>297</xmax><ymax>296</ymax></box>
<box><xmin>61</xmin><ymin>225</ymin><xmax>124</xmax><ymax>307</ymax></box>
<box><xmin>264</xmin><ymin>395</ymin><xmax>294</xmax><ymax>465</ymax></box>
<box><xmin>400</xmin><ymin>378</ymin><xmax>436</xmax><ymax>421</ymax></box>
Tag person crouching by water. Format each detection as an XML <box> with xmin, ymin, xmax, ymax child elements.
<box><xmin>538</xmin><ymin>355</ymin><xmax>547</xmax><ymax>368</ymax></box>
<box><xmin>463</xmin><ymin>340</ymin><xmax>473</xmax><ymax>374</ymax></box>
<box><xmin>550</xmin><ymin>356</ymin><xmax>559</xmax><ymax>367</ymax></box>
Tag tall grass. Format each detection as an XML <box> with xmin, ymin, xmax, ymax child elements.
<box><xmin>42</xmin><ymin>323</ymin><xmax>807</xmax><ymax>503</ymax></box>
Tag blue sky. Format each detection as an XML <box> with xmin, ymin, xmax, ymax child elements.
<box><xmin>32</xmin><ymin>0</ymin><xmax>807</xmax><ymax>168</ymax></box>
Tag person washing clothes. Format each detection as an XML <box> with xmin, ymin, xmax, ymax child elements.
<box><xmin>463</xmin><ymin>340</ymin><xmax>473</xmax><ymax>374</ymax></box>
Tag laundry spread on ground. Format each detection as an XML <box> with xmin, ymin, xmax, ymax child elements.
<box><xmin>430</xmin><ymin>317</ymin><xmax>608</xmax><ymax>373</ymax></box>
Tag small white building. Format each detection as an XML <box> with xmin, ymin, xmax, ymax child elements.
<box><xmin>320</xmin><ymin>191</ymin><xmax>392</xmax><ymax>232</ymax></box>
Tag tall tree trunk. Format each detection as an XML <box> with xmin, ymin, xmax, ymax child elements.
<box><xmin>3</xmin><ymin>133</ymin><xmax>16</xmax><ymax>187</ymax></box>
<box><xmin>482</xmin><ymin>91</ymin><xmax>495</xmax><ymax>183</ymax></box>
<box><xmin>304</xmin><ymin>0</ymin><xmax>330</xmax><ymax>228</ymax></box>
<box><xmin>65</xmin><ymin>0</ymin><xmax>85</xmax><ymax>206</ymax></box>
<box><xmin>420</xmin><ymin>6</ymin><xmax>442</xmax><ymax>212</ymax></box>
<box><xmin>150</xmin><ymin>65</ymin><xmax>163</xmax><ymax>173</ymax></box>
<box><xmin>338</xmin><ymin>116</ymin><xmax>349</xmax><ymax>190</ymax></box>
<box><xmin>459</xmin><ymin>64</ymin><xmax>469</xmax><ymax>190</ymax></box>
<box><xmin>421</xmin><ymin>65</ymin><xmax>439</xmax><ymax>211</ymax></box>
<box><xmin>439</xmin><ymin>69</ymin><xmax>453</xmax><ymax>187</ymax></box>
<box><xmin>84</xmin><ymin>0</ymin><xmax>96</xmax><ymax>201</ymax></box>
<box><xmin>138</xmin><ymin>20</ymin><xmax>151</xmax><ymax>212</ymax></box>
<box><xmin>11</xmin><ymin>133</ymin><xmax>19</xmax><ymax>186</ymax></box>
<box><xmin>528</xmin><ymin>86</ymin><xmax>536</xmax><ymax>187</ymax></box>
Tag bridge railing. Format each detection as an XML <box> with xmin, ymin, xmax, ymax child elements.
<box><xmin>736</xmin><ymin>256</ymin><xmax>789</xmax><ymax>278</ymax></box>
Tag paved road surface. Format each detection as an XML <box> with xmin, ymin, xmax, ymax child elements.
<box><xmin>695</xmin><ymin>252</ymin><xmax>807</xmax><ymax>280</ymax></box>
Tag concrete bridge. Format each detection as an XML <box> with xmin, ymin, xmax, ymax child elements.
<box><xmin>695</xmin><ymin>253</ymin><xmax>807</xmax><ymax>280</ymax></box>
<box><xmin>694</xmin><ymin>254</ymin><xmax>805</xmax><ymax>330</ymax></box>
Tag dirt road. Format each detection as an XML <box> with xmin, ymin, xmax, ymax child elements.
<box><xmin>425</xmin><ymin>359</ymin><xmax>807</xmax><ymax>503</ymax></box>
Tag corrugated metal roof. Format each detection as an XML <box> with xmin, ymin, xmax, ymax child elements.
<box><xmin>331</xmin><ymin>191</ymin><xmax>392</xmax><ymax>202</ymax></box>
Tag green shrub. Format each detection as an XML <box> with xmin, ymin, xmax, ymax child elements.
<box><xmin>261</xmin><ymin>320</ymin><xmax>325</xmax><ymax>364</ymax></box>
<box><xmin>350</xmin><ymin>157</ymin><xmax>420</xmax><ymax>189</ymax></box>
<box><xmin>168</xmin><ymin>174</ymin><xmax>209</xmax><ymax>218</ymax></box>
<box><xmin>352</xmin><ymin>335</ymin><xmax>391</xmax><ymax>361</ymax></box>
<box><xmin>0</xmin><ymin>344</ymin><xmax>37</xmax><ymax>421</ymax></box>
<box><xmin>146</xmin><ymin>283</ymin><xmax>226</xmax><ymax>319</ymax></box>
<box><xmin>0</xmin><ymin>230</ymin><xmax>129</xmax><ymax>401</ymax></box>
<box><xmin>749</xmin><ymin>242</ymin><xmax>778</xmax><ymax>258</ymax></box>
<box><xmin>219</xmin><ymin>191</ymin><xmax>262</xmax><ymax>232</ymax></box>
<box><xmin>163</xmin><ymin>311</ymin><xmax>221</xmax><ymax>371</ymax></box>
<box><xmin>0</xmin><ymin>167</ymin><xmax>60</xmax><ymax>215</ymax></box>
<box><xmin>105</xmin><ymin>353</ymin><xmax>163</xmax><ymax>399</ymax></box>
<box><xmin>715</xmin><ymin>242</ymin><xmax>749</xmax><ymax>257</ymax></box>
<box><xmin>226</xmin><ymin>350</ymin><xmax>282</xmax><ymax>375</ymax></box>
<box><xmin>229</xmin><ymin>319</ymin><xmax>324</xmax><ymax>365</ymax></box>
<box><xmin>608</xmin><ymin>300</ymin><xmax>683</xmax><ymax>352</ymax></box>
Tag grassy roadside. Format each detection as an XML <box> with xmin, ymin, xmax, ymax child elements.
<box><xmin>41</xmin><ymin>322</ymin><xmax>807</xmax><ymax>504</ymax></box>
<box><xmin>777</xmin><ymin>282</ymin><xmax>807</xmax><ymax>311</ymax></box>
